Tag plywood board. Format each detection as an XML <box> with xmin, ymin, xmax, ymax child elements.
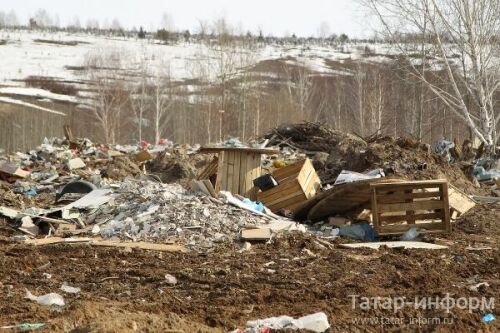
<box><xmin>241</xmin><ymin>228</ymin><xmax>272</xmax><ymax>240</ymax></box>
<box><xmin>448</xmin><ymin>185</ymin><xmax>475</xmax><ymax>216</ymax></box>
<box><xmin>23</xmin><ymin>237</ymin><xmax>186</xmax><ymax>252</ymax></box>
<box><xmin>339</xmin><ymin>241</ymin><xmax>448</xmax><ymax>250</ymax></box>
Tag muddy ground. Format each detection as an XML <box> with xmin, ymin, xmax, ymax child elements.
<box><xmin>0</xmin><ymin>205</ymin><xmax>498</xmax><ymax>333</ymax></box>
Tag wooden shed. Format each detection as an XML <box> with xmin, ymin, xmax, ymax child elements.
<box><xmin>198</xmin><ymin>147</ymin><xmax>279</xmax><ymax>200</ymax></box>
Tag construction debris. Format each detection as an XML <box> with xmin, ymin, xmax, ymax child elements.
<box><xmin>339</xmin><ymin>241</ymin><xmax>449</xmax><ymax>250</ymax></box>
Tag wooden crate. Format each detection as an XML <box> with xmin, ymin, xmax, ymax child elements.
<box><xmin>258</xmin><ymin>159</ymin><xmax>320</xmax><ymax>213</ymax></box>
<box><xmin>371</xmin><ymin>180</ymin><xmax>451</xmax><ymax>235</ymax></box>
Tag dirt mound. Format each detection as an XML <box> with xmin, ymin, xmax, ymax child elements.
<box><xmin>101</xmin><ymin>156</ymin><xmax>142</xmax><ymax>180</ymax></box>
<box><xmin>147</xmin><ymin>150</ymin><xmax>200</xmax><ymax>183</ymax></box>
<box><xmin>266</xmin><ymin>122</ymin><xmax>478</xmax><ymax>193</ymax></box>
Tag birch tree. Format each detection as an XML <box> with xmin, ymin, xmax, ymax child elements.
<box><xmin>362</xmin><ymin>0</ymin><xmax>500</xmax><ymax>146</ymax></box>
<box><xmin>132</xmin><ymin>48</ymin><xmax>149</xmax><ymax>142</ymax></box>
<box><xmin>151</xmin><ymin>61</ymin><xmax>174</xmax><ymax>143</ymax></box>
<box><xmin>85</xmin><ymin>50</ymin><xmax>129</xmax><ymax>144</ymax></box>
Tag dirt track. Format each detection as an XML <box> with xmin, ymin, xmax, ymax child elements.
<box><xmin>0</xmin><ymin>205</ymin><xmax>498</xmax><ymax>333</ymax></box>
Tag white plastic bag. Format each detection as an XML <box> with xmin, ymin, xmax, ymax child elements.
<box><xmin>25</xmin><ymin>289</ymin><xmax>65</xmax><ymax>306</ymax></box>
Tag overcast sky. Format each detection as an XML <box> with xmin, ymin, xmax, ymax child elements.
<box><xmin>4</xmin><ymin>0</ymin><xmax>374</xmax><ymax>37</ymax></box>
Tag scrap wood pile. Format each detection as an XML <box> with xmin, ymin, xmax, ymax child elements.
<box><xmin>264</xmin><ymin>122</ymin><xmax>491</xmax><ymax>193</ymax></box>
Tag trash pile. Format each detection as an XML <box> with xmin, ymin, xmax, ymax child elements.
<box><xmin>87</xmin><ymin>179</ymin><xmax>272</xmax><ymax>251</ymax></box>
<box><xmin>265</xmin><ymin>122</ymin><xmax>491</xmax><ymax>193</ymax></box>
<box><xmin>0</xmin><ymin>123</ymin><xmax>497</xmax><ymax>257</ymax></box>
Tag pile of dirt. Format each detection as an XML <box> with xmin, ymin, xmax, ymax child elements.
<box><xmin>266</xmin><ymin>122</ymin><xmax>478</xmax><ymax>193</ymax></box>
<box><xmin>101</xmin><ymin>156</ymin><xmax>142</xmax><ymax>180</ymax></box>
<box><xmin>147</xmin><ymin>150</ymin><xmax>200</xmax><ymax>183</ymax></box>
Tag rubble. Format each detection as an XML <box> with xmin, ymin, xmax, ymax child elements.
<box><xmin>74</xmin><ymin>179</ymin><xmax>286</xmax><ymax>251</ymax></box>
<box><xmin>265</xmin><ymin>122</ymin><xmax>483</xmax><ymax>193</ymax></box>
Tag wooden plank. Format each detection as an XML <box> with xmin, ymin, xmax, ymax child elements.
<box><xmin>199</xmin><ymin>147</ymin><xmax>280</xmax><ymax>154</ymax></box>
<box><xmin>233</xmin><ymin>151</ymin><xmax>241</xmax><ymax>194</ymax></box>
<box><xmin>93</xmin><ymin>240</ymin><xmax>187</xmax><ymax>252</ymax></box>
<box><xmin>298</xmin><ymin>161</ymin><xmax>314</xmax><ymax>192</ymax></box>
<box><xmin>448</xmin><ymin>184</ymin><xmax>475</xmax><ymax>216</ymax></box>
<box><xmin>239</xmin><ymin>152</ymin><xmax>248</xmax><ymax>197</ymax></box>
<box><xmin>371</xmin><ymin>188</ymin><xmax>380</xmax><ymax>232</ymax></box>
<box><xmin>441</xmin><ymin>183</ymin><xmax>451</xmax><ymax>233</ymax></box>
<box><xmin>405</xmin><ymin>189</ymin><xmax>415</xmax><ymax>224</ymax></box>
<box><xmin>377</xmin><ymin>192</ymin><xmax>441</xmax><ymax>203</ymax></box>
<box><xmin>216</xmin><ymin>151</ymin><xmax>226</xmax><ymax>193</ymax></box>
<box><xmin>23</xmin><ymin>237</ymin><xmax>92</xmax><ymax>245</ymax></box>
<box><xmin>379</xmin><ymin>212</ymin><xmax>443</xmax><ymax>223</ymax></box>
<box><xmin>241</xmin><ymin>228</ymin><xmax>272</xmax><ymax>240</ymax></box>
<box><xmin>202</xmin><ymin>180</ymin><xmax>217</xmax><ymax>197</ymax></box>
<box><xmin>244</xmin><ymin>152</ymin><xmax>255</xmax><ymax>198</ymax></box>
<box><xmin>372</xmin><ymin>179</ymin><xmax>448</xmax><ymax>187</ymax></box>
<box><xmin>303</xmin><ymin>172</ymin><xmax>320</xmax><ymax>199</ymax></box>
<box><xmin>268</xmin><ymin>192</ymin><xmax>307</xmax><ymax>212</ymax></box>
<box><xmin>251</xmin><ymin>153</ymin><xmax>262</xmax><ymax>200</ymax></box>
<box><xmin>272</xmin><ymin>160</ymin><xmax>305</xmax><ymax>182</ymax></box>
<box><xmin>378</xmin><ymin>200</ymin><xmax>445</xmax><ymax>213</ymax></box>
<box><xmin>339</xmin><ymin>241</ymin><xmax>448</xmax><ymax>250</ymax></box>
<box><xmin>378</xmin><ymin>222</ymin><xmax>446</xmax><ymax>234</ymax></box>
<box><xmin>225</xmin><ymin>151</ymin><xmax>234</xmax><ymax>193</ymax></box>
<box><xmin>197</xmin><ymin>156</ymin><xmax>218</xmax><ymax>180</ymax></box>
<box><xmin>263</xmin><ymin>183</ymin><xmax>303</xmax><ymax>206</ymax></box>
<box><xmin>258</xmin><ymin>179</ymin><xmax>302</xmax><ymax>202</ymax></box>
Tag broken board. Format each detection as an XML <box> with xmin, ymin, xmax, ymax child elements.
<box><xmin>339</xmin><ymin>241</ymin><xmax>448</xmax><ymax>250</ymax></box>
<box><xmin>22</xmin><ymin>237</ymin><xmax>187</xmax><ymax>252</ymax></box>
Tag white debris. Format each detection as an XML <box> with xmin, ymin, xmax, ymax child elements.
<box><xmin>245</xmin><ymin>312</ymin><xmax>330</xmax><ymax>333</ymax></box>
<box><xmin>67</xmin><ymin>157</ymin><xmax>86</xmax><ymax>170</ymax></box>
<box><xmin>164</xmin><ymin>274</ymin><xmax>177</xmax><ymax>285</ymax></box>
<box><xmin>93</xmin><ymin>180</ymin><xmax>271</xmax><ymax>251</ymax></box>
<box><xmin>25</xmin><ymin>289</ymin><xmax>65</xmax><ymax>306</ymax></box>
<box><xmin>60</xmin><ymin>283</ymin><xmax>81</xmax><ymax>294</ymax></box>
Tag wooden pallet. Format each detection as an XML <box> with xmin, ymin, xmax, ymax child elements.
<box><xmin>258</xmin><ymin>159</ymin><xmax>320</xmax><ymax>213</ymax></box>
<box><xmin>371</xmin><ymin>180</ymin><xmax>451</xmax><ymax>235</ymax></box>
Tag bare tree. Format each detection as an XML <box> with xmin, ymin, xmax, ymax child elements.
<box><xmin>160</xmin><ymin>12</ymin><xmax>175</xmax><ymax>31</ymax></box>
<box><xmin>5</xmin><ymin>10</ymin><xmax>19</xmax><ymax>27</ymax></box>
<box><xmin>86</xmin><ymin>18</ymin><xmax>100</xmax><ymax>31</ymax></box>
<box><xmin>362</xmin><ymin>0</ymin><xmax>500</xmax><ymax>146</ymax></box>
<box><xmin>131</xmin><ymin>48</ymin><xmax>149</xmax><ymax>142</ymax></box>
<box><xmin>283</xmin><ymin>62</ymin><xmax>314</xmax><ymax>119</ymax></box>
<box><xmin>317</xmin><ymin>21</ymin><xmax>331</xmax><ymax>43</ymax></box>
<box><xmin>151</xmin><ymin>60</ymin><xmax>174</xmax><ymax>143</ymax></box>
<box><xmin>85</xmin><ymin>50</ymin><xmax>129</xmax><ymax>143</ymax></box>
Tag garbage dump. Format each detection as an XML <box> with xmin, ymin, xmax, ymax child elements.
<box><xmin>0</xmin><ymin>123</ymin><xmax>498</xmax><ymax>333</ymax></box>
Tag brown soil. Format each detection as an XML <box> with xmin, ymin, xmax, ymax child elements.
<box><xmin>0</xmin><ymin>204</ymin><xmax>498</xmax><ymax>333</ymax></box>
<box><xmin>147</xmin><ymin>150</ymin><xmax>208</xmax><ymax>184</ymax></box>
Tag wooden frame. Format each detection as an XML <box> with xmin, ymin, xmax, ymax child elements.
<box><xmin>371</xmin><ymin>180</ymin><xmax>451</xmax><ymax>235</ymax></box>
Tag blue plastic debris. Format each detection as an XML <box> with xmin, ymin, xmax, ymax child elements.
<box><xmin>24</xmin><ymin>188</ymin><xmax>37</xmax><ymax>197</ymax></box>
<box><xmin>242</xmin><ymin>198</ymin><xmax>265</xmax><ymax>213</ymax></box>
<box><xmin>0</xmin><ymin>323</ymin><xmax>45</xmax><ymax>331</ymax></box>
<box><xmin>481</xmin><ymin>313</ymin><xmax>495</xmax><ymax>323</ymax></box>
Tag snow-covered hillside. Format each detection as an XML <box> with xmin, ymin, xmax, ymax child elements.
<box><xmin>0</xmin><ymin>30</ymin><xmax>401</xmax><ymax>84</ymax></box>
